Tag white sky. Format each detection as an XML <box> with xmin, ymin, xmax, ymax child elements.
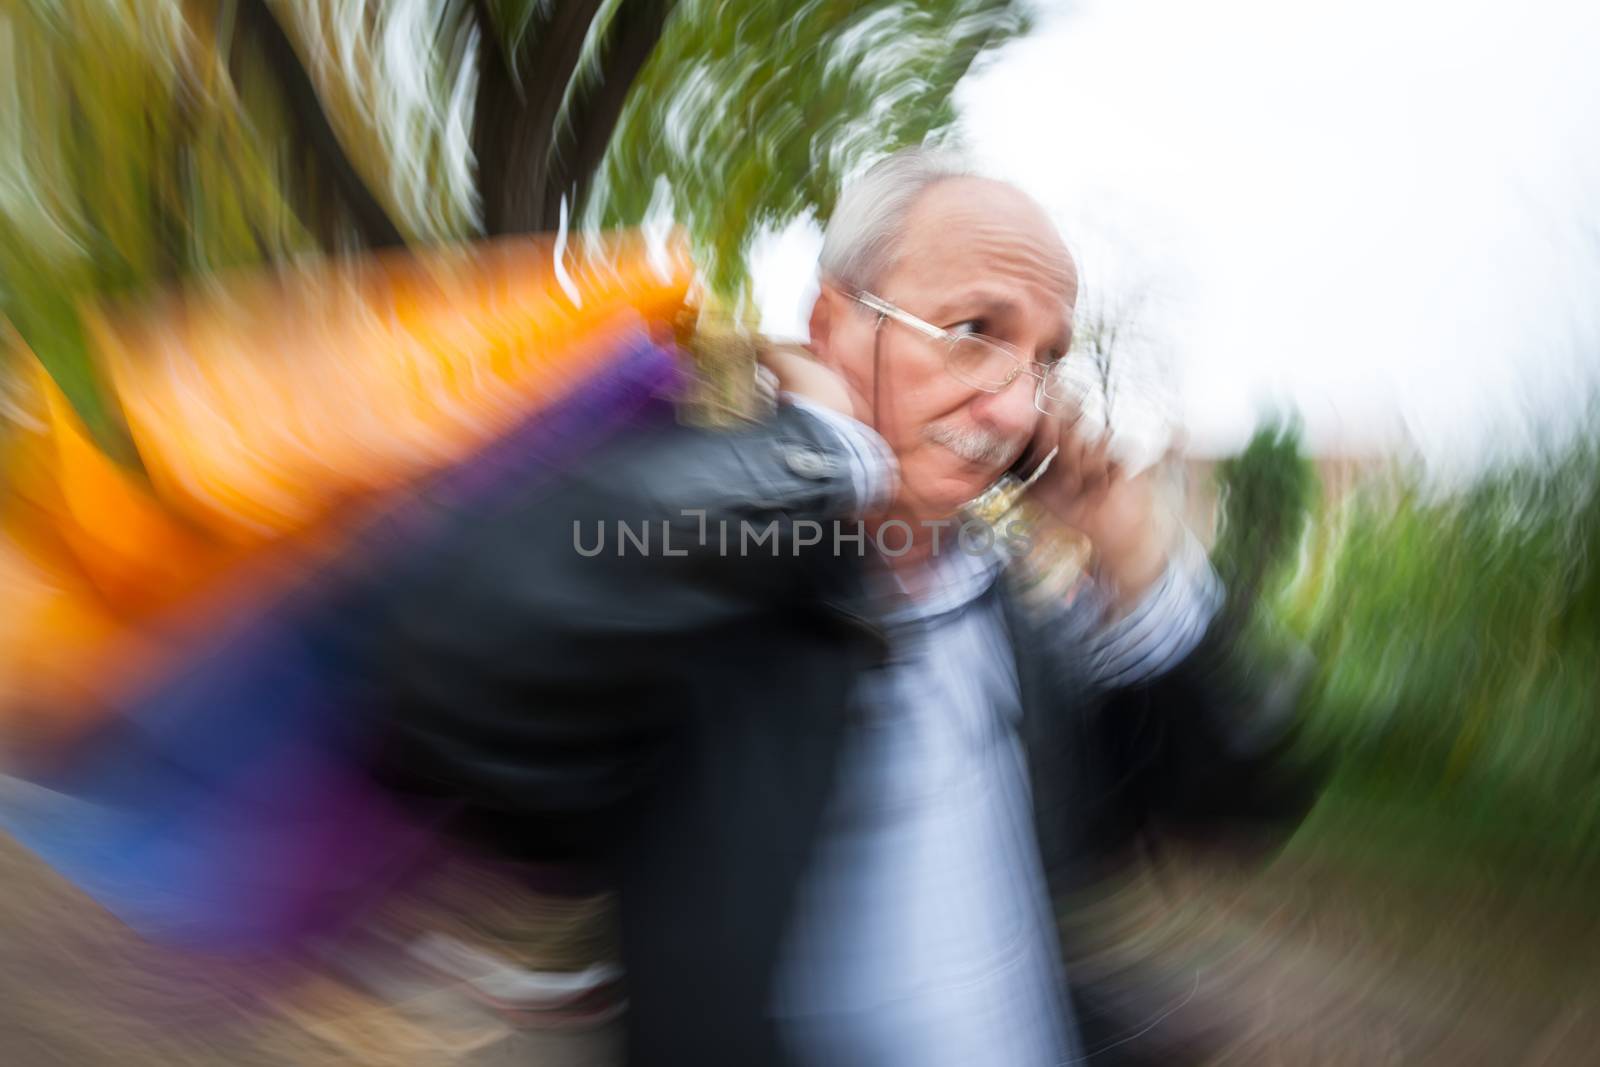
<box><xmin>752</xmin><ymin>0</ymin><xmax>1600</xmax><ymax>470</ymax></box>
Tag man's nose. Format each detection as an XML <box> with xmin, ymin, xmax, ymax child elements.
<box><xmin>970</xmin><ymin>371</ymin><xmax>1040</xmax><ymax>441</ymax></box>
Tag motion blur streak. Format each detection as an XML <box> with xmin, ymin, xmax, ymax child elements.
<box><xmin>1</xmin><ymin>1</ymin><xmax>1598</xmax><ymax>1065</ymax></box>
<box><xmin>0</xmin><ymin>234</ymin><xmax>692</xmax><ymax>746</ymax></box>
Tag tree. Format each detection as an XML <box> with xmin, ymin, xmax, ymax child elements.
<box><xmin>1062</xmin><ymin>287</ymin><xmax>1149</xmax><ymax>435</ymax></box>
<box><xmin>591</xmin><ymin>0</ymin><xmax>1030</xmax><ymax>293</ymax></box>
<box><xmin>0</xmin><ymin>0</ymin><xmax>1030</xmax><ymax>439</ymax></box>
<box><xmin>263</xmin><ymin>0</ymin><xmax>1030</xmax><ymax>278</ymax></box>
<box><xmin>1212</xmin><ymin>418</ymin><xmax>1318</xmax><ymax>628</ymax></box>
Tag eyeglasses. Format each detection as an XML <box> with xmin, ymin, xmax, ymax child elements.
<box><xmin>853</xmin><ymin>290</ymin><xmax>1088</xmax><ymax>420</ymax></box>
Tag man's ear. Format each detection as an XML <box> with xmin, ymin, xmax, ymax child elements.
<box><xmin>807</xmin><ymin>287</ymin><xmax>838</xmax><ymax>367</ymax></box>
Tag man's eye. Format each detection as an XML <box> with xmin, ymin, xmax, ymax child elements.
<box><xmin>947</xmin><ymin>319</ymin><xmax>985</xmax><ymax>337</ymax></box>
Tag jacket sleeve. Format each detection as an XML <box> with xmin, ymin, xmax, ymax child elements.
<box><xmin>1024</xmin><ymin>539</ymin><xmax>1321</xmax><ymax>866</ymax></box>
<box><xmin>351</xmin><ymin>403</ymin><xmax>880</xmax><ymax>851</ymax></box>
<box><xmin>1098</xmin><ymin>612</ymin><xmax>1322</xmax><ymax>849</ymax></box>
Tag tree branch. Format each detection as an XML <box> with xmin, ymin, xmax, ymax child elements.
<box><xmin>472</xmin><ymin>0</ymin><xmax>608</xmax><ymax>235</ymax></box>
<box><xmin>550</xmin><ymin>0</ymin><xmax>676</xmax><ymax>227</ymax></box>
<box><xmin>238</xmin><ymin>0</ymin><xmax>406</xmax><ymax>248</ymax></box>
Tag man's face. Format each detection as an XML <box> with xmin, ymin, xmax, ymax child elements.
<box><xmin>811</xmin><ymin>178</ymin><xmax>1079</xmax><ymax>522</ymax></box>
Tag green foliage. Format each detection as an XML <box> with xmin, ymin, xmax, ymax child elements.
<box><xmin>1210</xmin><ymin>411</ymin><xmax>1600</xmax><ymax>875</ymax></box>
<box><xmin>1251</xmin><ymin>429</ymin><xmax>1600</xmax><ymax>873</ymax></box>
<box><xmin>592</xmin><ymin>0</ymin><xmax>1030</xmax><ymax>296</ymax></box>
<box><xmin>0</xmin><ymin>0</ymin><xmax>312</xmax><ymax>444</ymax></box>
<box><xmin>1211</xmin><ymin>417</ymin><xmax>1318</xmax><ymax>621</ymax></box>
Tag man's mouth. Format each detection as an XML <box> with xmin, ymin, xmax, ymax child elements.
<box><xmin>923</xmin><ymin>423</ymin><xmax>1023</xmax><ymax>470</ymax></box>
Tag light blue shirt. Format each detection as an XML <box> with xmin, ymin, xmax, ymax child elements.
<box><xmin>771</xmin><ymin>400</ymin><xmax>1221</xmax><ymax>1066</ymax></box>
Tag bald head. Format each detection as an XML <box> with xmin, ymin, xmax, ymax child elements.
<box><xmin>819</xmin><ymin>149</ymin><xmax>1076</xmax><ymax>301</ymax></box>
<box><xmin>893</xmin><ymin>177</ymin><xmax>1078</xmax><ymax>311</ymax></box>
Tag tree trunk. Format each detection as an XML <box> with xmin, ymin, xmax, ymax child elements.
<box><xmin>473</xmin><ymin>0</ymin><xmax>674</xmax><ymax>236</ymax></box>
<box><xmin>556</xmin><ymin>0</ymin><xmax>675</xmax><ymax>225</ymax></box>
<box><xmin>238</xmin><ymin>0</ymin><xmax>406</xmax><ymax>249</ymax></box>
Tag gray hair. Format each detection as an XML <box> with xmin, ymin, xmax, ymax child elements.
<box><xmin>818</xmin><ymin>146</ymin><xmax>974</xmax><ymax>291</ymax></box>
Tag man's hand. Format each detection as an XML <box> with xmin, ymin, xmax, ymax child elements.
<box><xmin>1025</xmin><ymin>414</ymin><xmax>1169</xmax><ymax>612</ymax></box>
<box><xmin>759</xmin><ymin>344</ymin><xmax>859</xmax><ymax>423</ymax></box>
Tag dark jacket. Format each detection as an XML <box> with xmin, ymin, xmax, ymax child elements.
<box><xmin>358</xmin><ymin>401</ymin><xmax>1313</xmax><ymax>1065</ymax></box>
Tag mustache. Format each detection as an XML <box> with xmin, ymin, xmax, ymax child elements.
<box><xmin>922</xmin><ymin>421</ymin><xmax>1023</xmax><ymax>467</ymax></box>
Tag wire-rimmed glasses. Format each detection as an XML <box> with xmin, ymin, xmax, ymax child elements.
<box><xmin>853</xmin><ymin>290</ymin><xmax>1089</xmax><ymax>419</ymax></box>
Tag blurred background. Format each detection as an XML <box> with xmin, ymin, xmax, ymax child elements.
<box><xmin>3</xmin><ymin>0</ymin><xmax>1600</xmax><ymax>1063</ymax></box>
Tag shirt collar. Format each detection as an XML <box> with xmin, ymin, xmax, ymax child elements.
<box><xmin>872</xmin><ymin>545</ymin><xmax>1006</xmax><ymax>628</ymax></box>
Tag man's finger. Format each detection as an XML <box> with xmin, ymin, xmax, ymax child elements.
<box><xmin>1053</xmin><ymin>427</ymin><xmax>1083</xmax><ymax>501</ymax></box>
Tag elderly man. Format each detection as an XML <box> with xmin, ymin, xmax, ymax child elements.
<box><xmin>364</xmin><ymin>148</ymin><xmax>1310</xmax><ymax>1065</ymax></box>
